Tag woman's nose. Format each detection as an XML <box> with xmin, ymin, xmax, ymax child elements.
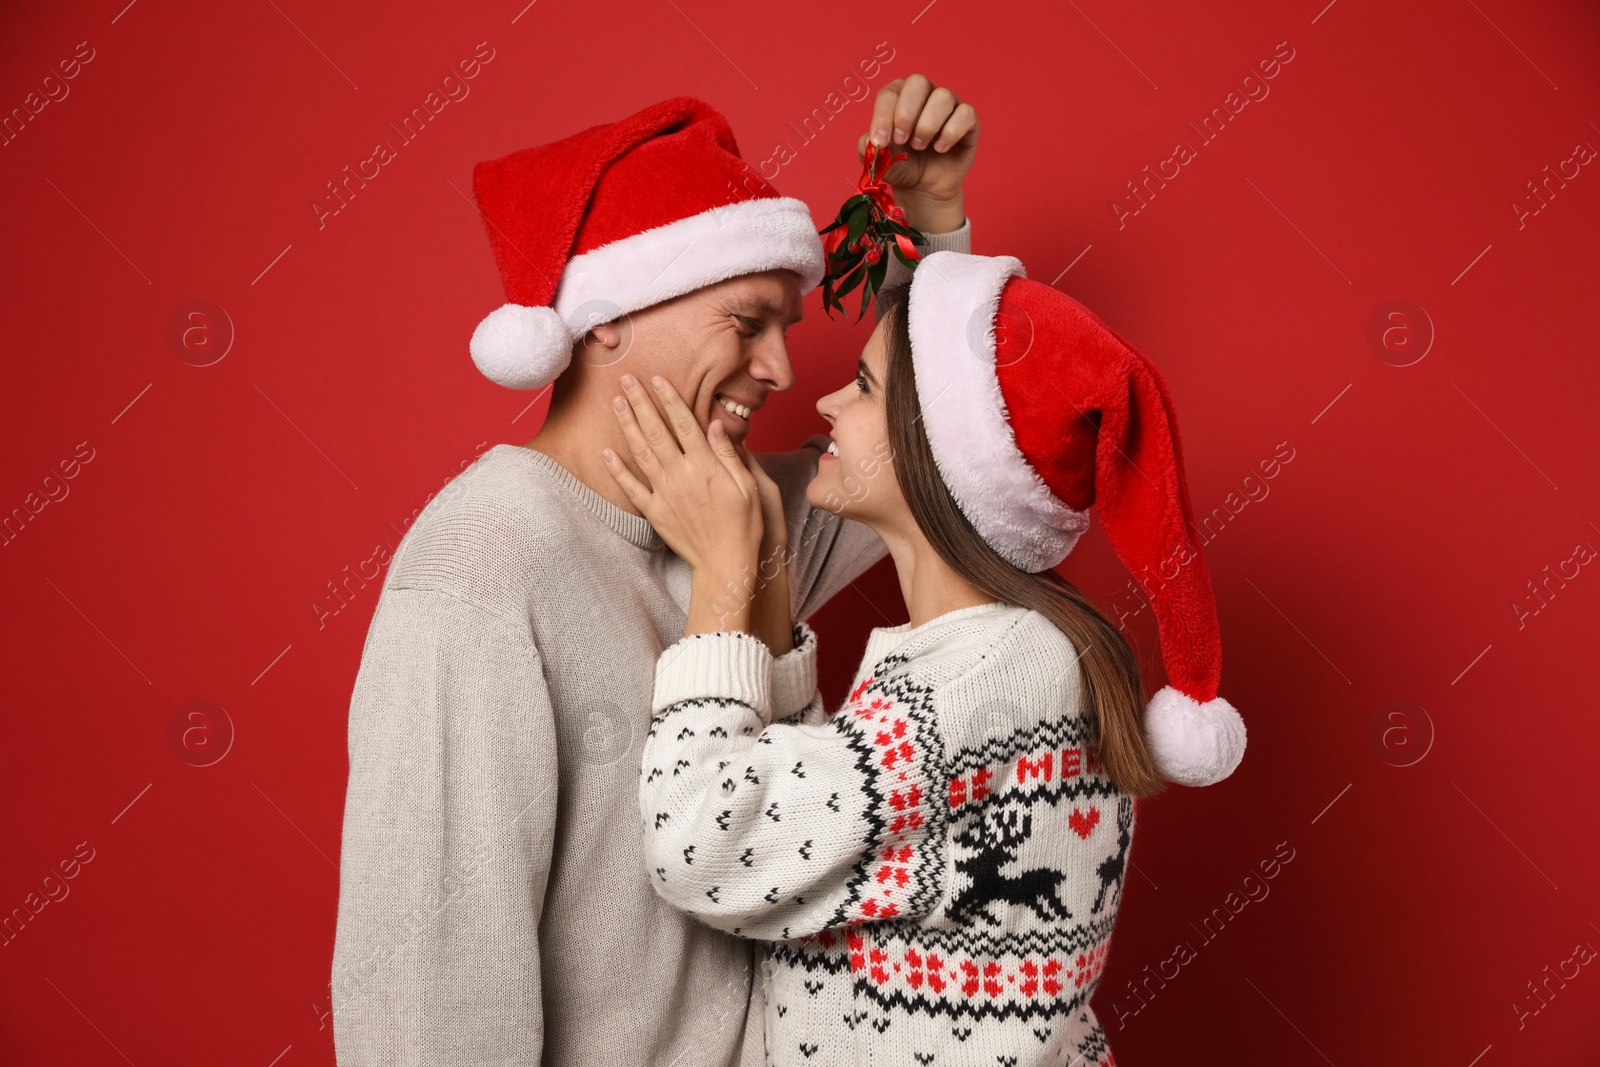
<box><xmin>816</xmin><ymin>385</ymin><xmax>844</xmax><ymax>420</ymax></box>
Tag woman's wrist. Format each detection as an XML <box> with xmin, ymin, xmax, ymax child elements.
<box><xmin>687</xmin><ymin>567</ymin><xmax>756</xmax><ymax>635</ymax></box>
<box><xmin>750</xmin><ymin>561</ymin><xmax>794</xmax><ymax>656</ymax></box>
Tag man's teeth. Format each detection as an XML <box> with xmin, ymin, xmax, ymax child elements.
<box><xmin>826</xmin><ymin>440</ymin><xmax>839</xmax><ymax>456</ymax></box>
<box><xmin>717</xmin><ymin>396</ymin><xmax>751</xmax><ymax>419</ymax></box>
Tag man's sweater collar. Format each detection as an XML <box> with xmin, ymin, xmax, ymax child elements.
<box><xmin>504</xmin><ymin>445</ymin><xmax>665</xmax><ymax>552</ymax></box>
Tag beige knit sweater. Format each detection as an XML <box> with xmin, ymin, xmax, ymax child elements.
<box><xmin>331</xmin><ymin>221</ymin><xmax>971</xmax><ymax>1066</ymax></box>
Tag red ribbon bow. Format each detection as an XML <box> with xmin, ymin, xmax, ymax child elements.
<box><xmin>863</xmin><ymin>147</ymin><xmax>922</xmax><ymax>265</ymax></box>
<box><xmin>817</xmin><ymin>142</ymin><xmax>927</xmax><ymax>321</ymax></box>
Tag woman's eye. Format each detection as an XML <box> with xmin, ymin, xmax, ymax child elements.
<box><xmin>856</xmin><ymin>370</ymin><xmax>870</xmax><ymax>394</ymax></box>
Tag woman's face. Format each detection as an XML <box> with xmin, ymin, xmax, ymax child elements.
<box><xmin>806</xmin><ymin>316</ymin><xmax>909</xmax><ymax>527</ymax></box>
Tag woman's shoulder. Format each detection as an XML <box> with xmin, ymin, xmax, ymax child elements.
<box><xmin>879</xmin><ymin>604</ymin><xmax>1083</xmax><ymax>704</ymax></box>
<box><xmin>929</xmin><ymin>608</ymin><xmax>1089</xmax><ymax>758</ymax></box>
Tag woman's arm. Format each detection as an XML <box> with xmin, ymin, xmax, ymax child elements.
<box><xmin>639</xmin><ymin>631</ymin><xmax>948</xmax><ymax>941</ymax></box>
<box><xmin>686</xmin><ymin>561</ymin><xmax>754</xmax><ymax>636</ymax></box>
<box><xmin>769</xmin><ymin>621</ymin><xmax>825</xmax><ymax>726</ymax></box>
<box><xmin>602</xmin><ymin>372</ymin><xmax>764</xmax><ymax>640</ymax></box>
<box><xmin>731</xmin><ymin>440</ymin><xmax>794</xmax><ymax>656</ymax></box>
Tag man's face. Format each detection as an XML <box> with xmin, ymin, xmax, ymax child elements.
<box><xmin>597</xmin><ymin>268</ymin><xmax>804</xmax><ymax>447</ymax></box>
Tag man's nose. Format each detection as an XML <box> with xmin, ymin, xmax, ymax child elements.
<box><xmin>751</xmin><ymin>336</ymin><xmax>796</xmax><ymax>393</ymax></box>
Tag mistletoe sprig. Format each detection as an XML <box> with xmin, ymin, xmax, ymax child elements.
<box><xmin>817</xmin><ymin>142</ymin><xmax>927</xmax><ymax>322</ymax></box>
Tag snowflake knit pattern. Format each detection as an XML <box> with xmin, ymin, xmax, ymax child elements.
<box><xmin>641</xmin><ymin>600</ymin><xmax>1134</xmax><ymax>1067</ymax></box>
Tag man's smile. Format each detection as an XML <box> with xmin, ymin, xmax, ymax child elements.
<box><xmin>712</xmin><ymin>392</ymin><xmax>762</xmax><ymax>436</ymax></box>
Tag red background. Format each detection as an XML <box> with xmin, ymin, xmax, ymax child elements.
<box><xmin>3</xmin><ymin>0</ymin><xmax>1598</xmax><ymax>1062</ymax></box>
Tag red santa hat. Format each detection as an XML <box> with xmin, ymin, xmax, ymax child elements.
<box><xmin>905</xmin><ymin>251</ymin><xmax>1246</xmax><ymax>787</ymax></box>
<box><xmin>468</xmin><ymin>97</ymin><xmax>826</xmax><ymax>390</ymax></box>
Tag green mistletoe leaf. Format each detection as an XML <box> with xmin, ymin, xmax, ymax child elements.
<box><xmin>835</xmin><ymin>260</ymin><xmax>869</xmax><ymax>300</ymax></box>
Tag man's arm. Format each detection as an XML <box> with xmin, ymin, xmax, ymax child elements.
<box><xmin>332</xmin><ymin>586</ymin><xmax>558</xmax><ymax>1066</ymax></box>
<box><xmin>877</xmin><ymin>216</ymin><xmax>970</xmax><ymax>309</ymax></box>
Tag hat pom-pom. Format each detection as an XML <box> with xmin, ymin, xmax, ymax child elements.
<box><xmin>470</xmin><ymin>303</ymin><xmax>573</xmax><ymax>390</ymax></box>
<box><xmin>1144</xmin><ymin>685</ymin><xmax>1246</xmax><ymax>787</ymax></box>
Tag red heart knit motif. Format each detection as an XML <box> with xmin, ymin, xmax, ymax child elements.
<box><xmin>1068</xmin><ymin>807</ymin><xmax>1100</xmax><ymax>839</ymax></box>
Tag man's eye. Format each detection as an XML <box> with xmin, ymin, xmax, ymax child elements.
<box><xmin>735</xmin><ymin>315</ymin><xmax>762</xmax><ymax>336</ymax></box>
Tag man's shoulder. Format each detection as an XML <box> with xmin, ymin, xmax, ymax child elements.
<box><xmin>405</xmin><ymin>444</ymin><xmax>578</xmax><ymax>540</ymax></box>
<box><xmin>380</xmin><ymin>445</ymin><xmax>590</xmax><ymax>602</ymax></box>
<box><xmin>752</xmin><ymin>438</ymin><xmax>826</xmax><ymax>505</ymax></box>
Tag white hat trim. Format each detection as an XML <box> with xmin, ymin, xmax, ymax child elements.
<box><xmin>552</xmin><ymin>195</ymin><xmax>825</xmax><ymax>332</ymax></box>
<box><xmin>470</xmin><ymin>196</ymin><xmax>824</xmax><ymax>392</ymax></box>
<box><xmin>906</xmin><ymin>250</ymin><xmax>1091</xmax><ymax>573</ymax></box>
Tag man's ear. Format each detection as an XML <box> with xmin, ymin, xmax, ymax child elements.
<box><xmin>578</xmin><ymin>317</ymin><xmax>631</xmax><ymax>364</ymax></box>
<box><xmin>584</xmin><ymin>320</ymin><xmax>621</xmax><ymax>349</ymax></box>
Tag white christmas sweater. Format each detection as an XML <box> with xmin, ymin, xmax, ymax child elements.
<box><xmin>641</xmin><ymin>600</ymin><xmax>1135</xmax><ymax>1067</ymax></box>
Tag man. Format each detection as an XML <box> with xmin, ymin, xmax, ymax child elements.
<box><xmin>332</xmin><ymin>75</ymin><xmax>978</xmax><ymax>1066</ymax></box>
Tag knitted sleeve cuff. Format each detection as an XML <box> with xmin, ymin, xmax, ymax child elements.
<box><xmin>883</xmin><ymin>216</ymin><xmax>970</xmax><ymax>292</ymax></box>
<box><xmin>652</xmin><ymin>630</ymin><xmax>773</xmax><ymax>717</ymax></box>
<box><xmin>770</xmin><ymin>621</ymin><xmax>818</xmax><ymax>719</ymax></box>
<box><xmin>919</xmin><ymin>215</ymin><xmax>971</xmax><ymax>252</ymax></box>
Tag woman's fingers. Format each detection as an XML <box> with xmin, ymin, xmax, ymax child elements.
<box><xmin>706</xmin><ymin>420</ymin><xmax>755</xmax><ymax>495</ymax></box>
<box><xmin>649</xmin><ymin>375</ymin><xmax>714</xmax><ymax>457</ymax></box>
<box><xmin>612</xmin><ymin>374</ymin><xmax>754</xmax><ymax>512</ymax></box>
<box><xmin>619</xmin><ymin>374</ymin><xmax>681</xmax><ymax>470</ymax></box>
<box><xmin>611</xmin><ymin>388</ymin><xmax>665</xmax><ymax>483</ymax></box>
<box><xmin>734</xmin><ymin>439</ymin><xmax>778</xmax><ymax>499</ymax></box>
<box><xmin>600</xmin><ymin>446</ymin><xmax>652</xmax><ymax>510</ymax></box>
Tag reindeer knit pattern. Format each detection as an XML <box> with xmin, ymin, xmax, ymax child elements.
<box><xmin>642</xmin><ymin>600</ymin><xmax>1134</xmax><ymax>1067</ymax></box>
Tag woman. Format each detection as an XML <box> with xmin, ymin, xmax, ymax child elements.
<box><xmin>602</xmin><ymin>251</ymin><xmax>1246</xmax><ymax>1065</ymax></box>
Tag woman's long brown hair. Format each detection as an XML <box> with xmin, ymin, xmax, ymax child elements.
<box><xmin>875</xmin><ymin>282</ymin><xmax>1167</xmax><ymax>798</ymax></box>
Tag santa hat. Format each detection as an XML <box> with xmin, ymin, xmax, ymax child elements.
<box><xmin>905</xmin><ymin>251</ymin><xmax>1246</xmax><ymax>787</ymax></box>
<box><xmin>468</xmin><ymin>97</ymin><xmax>826</xmax><ymax>390</ymax></box>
